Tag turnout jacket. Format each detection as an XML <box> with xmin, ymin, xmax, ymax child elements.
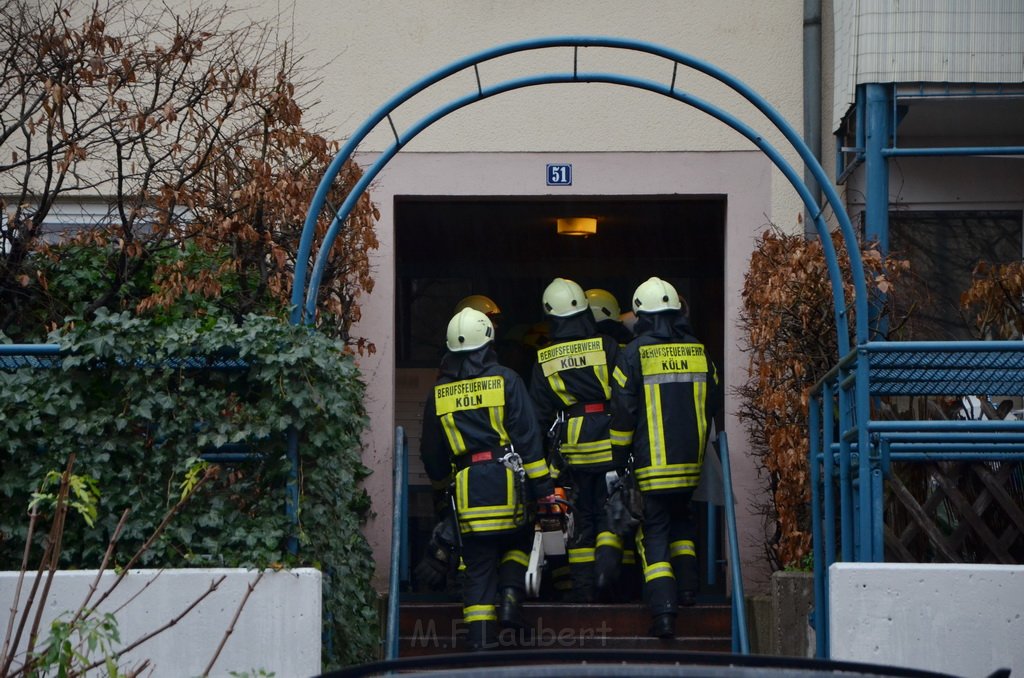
<box><xmin>421</xmin><ymin>345</ymin><xmax>554</xmax><ymax>535</ymax></box>
<box><xmin>609</xmin><ymin>312</ymin><xmax>718</xmax><ymax>494</ymax></box>
<box><xmin>529</xmin><ymin>312</ymin><xmax>621</xmax><ymax>471</ymax></box>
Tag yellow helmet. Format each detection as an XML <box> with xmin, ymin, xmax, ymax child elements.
<box><xmin>446</xmin><ymin>308</ymin><xmax>494</xmax><ymax>352</ymax></box>
<box><xmin>542</xmin><ymin>278</ymin><xmax>588</xmax><ymax>318</ymax></box>
<box><xmin>454</xmin><ymin>294</ymin><xmax>501</xmax><ymax>317</ymax></box>
<box><xmin>585</xmin><ymin>288</ymin><xmax>621</xmax><ymax>323</ymax></box>
<box><xmin>632</xmin><ymin>277</ymin><xmax>682</xmax><ymax>314</ymax></box>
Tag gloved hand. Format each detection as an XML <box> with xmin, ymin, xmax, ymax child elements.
<box><xmin>414</xmin><ymin>550</ymin><xmax>449</xmax><ymax>590</ymax></box>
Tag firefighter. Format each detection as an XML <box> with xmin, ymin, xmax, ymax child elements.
<box><xmin>420</xmin><ymin>307</ymin><xmax>556</xmax><ymax>650</ymax></box>
<box><xmin>610</xmin><ymin>276</ymin><xmax>719</xmax><ymax>639</ymax></box>
<box><xmin>454</xmin><ymin>294</ymin><xmax>502</xmax><ymax>326</ymax></box>
<box><xmin>529</xmin><ymin>278</ymin><xmax>622</xmax><ymax>602</ymax></box>
<box><xmin>585</xmin><ymin>288</ymin><xmax>634</xmax><ymax>346</ymax></box>
<box><xmin>455</xmin><ymin>294</ymin><xmax>535</xmax><ymax>383</ymax></box>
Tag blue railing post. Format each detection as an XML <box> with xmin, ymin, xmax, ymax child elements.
<box><xmin>385</xmin><ymin>426</ymin><xmax>408</xmax><ymax>660</ymax></box>
<box><xmin>718</xmin><ymin>430</ymin><xmax>749</xmax><ymax>654</ymax></box>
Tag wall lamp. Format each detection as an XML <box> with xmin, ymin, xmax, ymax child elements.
<box><xmin>557</xmin><ymin>217</ymin><xmax>597</xmax><ymax>237</ymax></box>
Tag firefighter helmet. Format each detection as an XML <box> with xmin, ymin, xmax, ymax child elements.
<box><xmin>632</xmin><ymin>277</ymin><xmax>682</xmax><ymax>314</ymax></box>
<box><xmin>446</xmin><ymin>308</ymin><xmax>494</xmax><ymax>352</ymax></box>
<box><xmin>542</xmin><ymin>278</ymin><xmax>589</xmax><ymax>317</ymax></box>
<box><xmin>454</xmin><ymin>294</ymin><xmax>501</xmax><ymax>317</ymax></box>
<box><xmin>585</xmin><ymin>288</ymin><xmax>621</xmax><ymax>322</ymax></box>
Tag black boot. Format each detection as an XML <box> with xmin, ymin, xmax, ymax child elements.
<box><xmin>679</xmin><ymin>589</ymin><xmax>697</xmax><ymax>607</ymax></box>
<box><xmin>466</xmin><ymin>619</ymin><xmax>497</xmax><ymax>651</ymax></box>
<box><xmin>650</xmin><ymin>613</ymin><xmax>677</xmax><ymax>639</ymax></box>
<box><xmin>498</xmin><ymin>587</ymin><xmax>526</xmax><ymax>630</ymax></box>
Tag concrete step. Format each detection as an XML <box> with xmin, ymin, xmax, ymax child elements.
<box><xmin>398</xmin><ymin>601</ymin><xmax>733</xmax><ymax>655</ymax></box>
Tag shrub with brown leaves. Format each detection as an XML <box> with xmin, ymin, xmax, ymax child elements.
<box><xmin>737</xmin><ymin>226</ymin><xmax>910</xmax><ymax>570</ymax></box>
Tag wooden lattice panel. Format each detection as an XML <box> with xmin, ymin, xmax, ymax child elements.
<box><xmin>884</xmin><ymin>460</ymin><xmax>1024</xmax><ymax>564</ymax></box>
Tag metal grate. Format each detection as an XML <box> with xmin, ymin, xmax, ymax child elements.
<box><xmin>865</xmin><ymin>344</ymin><xmax>1024</xmax><ymax>397</ymax></box>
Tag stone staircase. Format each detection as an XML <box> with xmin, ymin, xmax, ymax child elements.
<box><xmin>397</xmin><ymin>600</ymin><xmax>733</xmax><ymax>656</ymax></box>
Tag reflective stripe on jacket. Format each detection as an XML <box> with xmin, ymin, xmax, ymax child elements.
<box><xmin>610</xmin><ymin>329</ymin><xmax>718</xmax><ymax>494</ymax></box>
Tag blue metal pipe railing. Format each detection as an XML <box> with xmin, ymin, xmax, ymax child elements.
<box><xmin>718</xmin><ymin>430</ymin><xmax>749</xmax><ymax>655</ymax></box>
<box><xmin>297</xmin><ymin>68</ymin><xmax>855</xmax><ymax>358</ymax></box>
<box><xmin>290</xmin><ymin>36</ymin><xmax>868</xmax><ymax>352</ymax></box>
<box><xmin>385</xmin><ymin>426</ymin><xmax>408</xmax><ymax>660</ymax></box>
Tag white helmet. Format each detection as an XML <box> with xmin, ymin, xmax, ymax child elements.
<box><xmin>542</xmin><ymin>278</ymin><xmax>589</xmax><ymax>318</ymax></box>
<box><xmin>446</xmin><ymin>308</ymin><xmax>494</xmax><ymax>352</ymax></box>
<box><xmin>586</xmin><ymin>288</ymin><xmax>621</xmax><ymax>322</ymax></box>
<box><xmin>632</xmin><ymin>277</ymin><xmax>682</xmax><ymax>314</ymax></box>
<box><xmin>454</xmin><ymin>294</ymin><xmax>501</xmax><ymax>317</ymax></box>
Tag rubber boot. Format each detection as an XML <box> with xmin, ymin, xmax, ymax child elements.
<box><xmin>563</xmin><ymin>562</ymin><xmax>595</xmax><ymax>603</ymax></box>
<box><xmin>498</xmin><ymin>586</ymin><xmax>526</xmax><ymax>630</ymax></box>
<box><xmin>649</xmin><ymin>613</ymin><xmax>677</xmax><ymax>639</ymax></box>
<box><xmin>466</xmin><ymin>619</ymin><xmax>497</xmax><ymax>651</ymax></box>
<box><xmin>594</xmin><ymin>544</ymin><xmax>622</xmax><ymax>594</ymax></box>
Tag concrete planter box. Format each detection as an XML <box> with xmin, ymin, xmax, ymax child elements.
<box><xmin>1</xmin><ymin>568</ymin><xmax>321</xmax><ymax>678</ymax></box>
<box><xmin>746</xmin><ymin>570</ymin><xmax>815</xmax><ymax>657</ymax></box>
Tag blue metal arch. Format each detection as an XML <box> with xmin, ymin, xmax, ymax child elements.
<box><xmin>291</xmin><ymin>36</ymin><xmax>869</xmax><ymax>353</ymax></box>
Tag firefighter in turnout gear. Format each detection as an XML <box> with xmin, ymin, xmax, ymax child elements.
<box><xmin>529</xmin><ymin>278</ymin><xmax>622</xmax><ymax>602</ymax></box>
<box><xmin>610</xmin><ymin>277</ymin><xmax>719</xmax><ymax>639</ymax></box>
<box><xmin>420</xmin><ymin>307</ymin><xmax>556</xmax><ymax>650</ymax></box>
<box><xmin>586</xmin><ymin>288</ymin><xmax>634</xmax><ymax>346</ymax></box>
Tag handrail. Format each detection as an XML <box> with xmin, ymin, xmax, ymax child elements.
<box><xmin>385</xmin><ymin>426</ymin><xmax>408</xmax><ymax>660</ymax></box>
<box><xmin>718</xmin><ymin>430</ymin><xmax>750</xmax><ymax>654</ymax></box>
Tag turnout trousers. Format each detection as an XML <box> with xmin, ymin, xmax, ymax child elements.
<box><xmin>636</xmin><ymin>490</ymin><xmax>699</xmax><ymax>617</ymax></box>
<box><xmin>459</xmin><ymin>527</ymin><xmax>532</xmax><ymax>650</ymax></box>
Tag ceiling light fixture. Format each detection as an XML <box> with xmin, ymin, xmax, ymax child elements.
<box><xmin>557</xmin><ymin>217</ymin><xmax>597</xmax><ymax>237</ymax></box>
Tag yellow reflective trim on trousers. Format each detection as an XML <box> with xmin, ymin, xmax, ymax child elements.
<box><xmin>441</xmin><ymin>412</ymin><xmax>467</xmax><ymax>454</ymax></box>
<box><xmin>523</xmin><ymin>458</ymin><xmax>550</xmax><ymax>479</ymax></box>
<box><xmin>610</xmin><ymin>428</ymin><xmax>633</xmax><ymax>445</ymax></box>
<box><xmin>502</xmin><ymin>549</ymin><xmax>530</xmax><ymax>567</ymax></box>
<box><xmin>622</xmin><ymin>550</ymin><xmax>637</xmax><ymax>565</ymax></box>
<box><xmin>613</xmin><ymin>365</ymin><xmax>627</xmax><ymax>388</ymax></box>
<box><xmin>671</xmin><ymin>539</ymin><xmax>697</xmax><ymax>558</ymax></box>
<box><xmin>596</xmin><ymin>531</ymin><xmax>623</xmax><ymax>550</ymax></box>
<box><xmin>547</xmin><ymin>372</ymin><xmax>574</xmax><ymax>406</ymax></box>
<box><xmin>644</xmin><ymin>561</ymin><xmax>674</xmax><ymax>582</ymax></box>
<box><xmin>463</xmin><ymin>604</ymin><xmax>497</xmax><ymax>623</ymax></box>
<box><xmin>644</xmin><ymin>383</ymin><xmax>667</xmax><ymax>467</ymax></box>
<box><xmin>636</xmin><ymin>524</ymin><xmax>647</xmax><ymax>569</ymax></box>
<box><xmin>567</xmin><ymin>547</ymin><xmax>596</xmax><ymax>564</ymax></box>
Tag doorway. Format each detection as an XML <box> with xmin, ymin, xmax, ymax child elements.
<box><xmin>394</xmin><ymin>194</ymin><xmax>727</xmax><ymax>598</ymax></box>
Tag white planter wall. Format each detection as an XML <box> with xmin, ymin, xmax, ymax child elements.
<box><xmin>0</xmin><ymin>568</ymin><xmax>321</xmax><ymax>678</ymax></box>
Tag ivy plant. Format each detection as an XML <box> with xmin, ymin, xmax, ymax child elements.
<box><xmin>0</xmin><ymin>310</ymin><xmax>378</xmax><ymax>668</ymax></box>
